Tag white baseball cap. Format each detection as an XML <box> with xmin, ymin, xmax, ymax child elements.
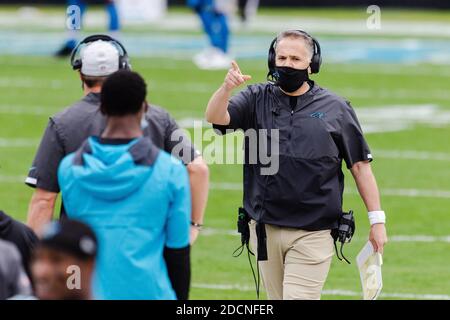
<box><xmin>80</xmin><ymin>40</ymin><xmax>120</xmax><ymax>77</ymax></box>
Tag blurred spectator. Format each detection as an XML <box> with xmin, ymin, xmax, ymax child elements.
<box><xmin>188</xmin><ymin>0</ymin><xmax>232</xmax><ymax>69</ymax></box>
<box><xmin>0</xmin><ymin>210</ymin><xmax>38</xmax><ymax>280</ymax></box>
<box><xmin>237</xmin><ymin>0</ymin><xmax>260</xmax><ymax>25</ymax></box>
<box><xmin>0</xmin><ymin>239</ymin><xmax>33</xmax><ymax>300</ymax></box>
<box><xmin>56</xmin><ymin>0</ymin><xmax>120</xmax><ymax>56</ymax></box>
<box><xmin>31</xmin><ymin>219</ymin><xmax>97</xmax><ymax>300</ymax></box>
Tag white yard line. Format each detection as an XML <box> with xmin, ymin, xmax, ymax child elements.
<box><xmin>0</xmin><ymin>104</ymin><xmax>61</xmax><ymax>115</ymax></box>
<box><xmin>200</xmin><ymin>227</ymin><xmax>450</xmax><ymax>244</ymax></box>
<box><xmin>337</xmin><ymin>89</ymin><xmax>450</xmax><ymax>101</ymax></box>
<box><xmin>333</xmin><ymin>66</ymin><xmax>450</xmax><ymax>78</ymax></box>
<box><xmin>176</xmin><ymin>106</ymin><xmax>450</xmax><ymax>134</ymax></box>
<box><xmin>0</xmin><ymin>78</ymin><xmax>64</xmax><ymax>89</ymax></box>
<box><xmin>3</xmin><ymin>57</ymin><xmax>450</xmax><ymax>77</ymax></box>
<box><xmin>1</xmin><ymin>11</ymin><xmax>450</xmax><ymax>37</ymax></box>
<box><xmin>374</xmin><ymin>150</ymin><xmax>450</xmax><ymax>161</ymax></box>
<box><xmin>371</xmin><ymin>188</ymin><xmax>450</xmax><ymax>199</ymax></box>
<box><xmin>2</xmin><ymin>78</ymin><xmax>450</xmax><ymax>100</ymax></box>
<box><xmin>209</xmin><ymin>183</ymin><xmax>450</xmax><ymax>199</ymax></box>
<box><xmin>0</xmin><ymin>78</ymin><xmax>216</xmax><ymax>93</ymax></box>
<box><xmin>1</xmin><ymin>176</ymin><xmax>449</xmax><ymax>198</ymax></box>
<box><xmin>176</xmin><ymin>104</ymin><xmax>450</xmax><ymax>133</ymax></box>
<box><xmin>1</xmin><ymin>135</ymin><xmax>449</xmax><ymax>163</ymax></box>
<box><xmin>0</xmin><ymin>175</ymin><xmax>24</xmax><ymax>183</ymax></box>
<box><xmin>192</xmin><ymin>283</ymin><xmax>450</xmax><ymax>300</ymax></box>
<box><xmin>0</xmin><ymin>138</ymin><xmax>39</xmax><ymax>147</ymax></box>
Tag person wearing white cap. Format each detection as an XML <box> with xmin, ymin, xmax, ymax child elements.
<box><xmin>26</xmin><ymin>35</ymin><xmax>209</xmax><ymax>248</ymax></box>
<box><xmin>80</xmin><ymin>40</ymin><xmax>120</xmax><ymax>77</ymax></box>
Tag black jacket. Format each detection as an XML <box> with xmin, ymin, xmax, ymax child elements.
<box><xmin>213</xmin><ymin>82</ymin><xmax>372</xmax><ymax>230</ymax></box>
<box><xmin>0</xmin><ymin>211</ymin><xmax>38</xmax><ymax>279</ymax></box>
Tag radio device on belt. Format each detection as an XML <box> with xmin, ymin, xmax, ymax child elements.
<box><xmin>331</xmin><ymin>210</ymin><xmax>356</xmax><ymax>264</ymax></box>
<box><xmin>233</xmin><ymin>207</ymin><xmax>267</xmax><ymax>299</ymax></box>
<box><xmin>234</xmin><ymin>207</ymin><xmax>355</xmax><ymax>298</ymax></box>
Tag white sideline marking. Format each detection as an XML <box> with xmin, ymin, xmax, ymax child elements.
<box><xmin>370</xmin><ymin>188</ymin><xmax>450</xmax><ymax>199</ymax></box>
<box><xmin>389</xmin><ymin>235</ymin><xmax>450</xmax><ymax>243</ymax></box>
<box><xmin>1</xmin><ymin>11</ymin><xmax>450</xmax><ymax>38</ymax></box>
<box><xmin>200</xmin><ymin>228</ymin><xmax>450</xmax><ymax>244</ymax></box>
<box><xmin>0</xmin><ymin>77</ymin><xmax>216</xmax><ymax>93</ymax></box>
<box><xmin>176</xmin><ymin>104</ymin><xmax>450</xmax><ymax>133</ymax></box>
<box><xmin>356</xmin><ymin>105</ymin><xmax>450</xmax><ymax>133</ymax></box>
<box><xmin>209</xmin><ymin>183</ymin><xmax>450</xmax><ymax>199</ymax></box>
<box><xmin>202</xmin><ymin>228</ymin><xmax>450</xmax><ymax>243</ymax></box>
<box><xmin>0</xmin><ymin>104</ymin><xmax>61</xmax><ymax>115</ymax></box>
<box><xmin>0</xmin><ymin>176</ymin><xmax>24</xmax><ymax>183</ymax></box>
<box><xmin>374</xmin><ymin>150</ymin><xmax>450</xmax><ymax>161</ymax></box>
<box><xmin>0</xmin><ymin>138</ymin><xmax>39</xmax><ymax>147</ymax></box>
<box><xmin>2</xmin><ymin>80</ymin><xmax>450</xmax><ymax>100</ymax></box>
<box><xmin>2</xmin><ymin>56</ymin><xmax>450</xmax><ymax>77</ymax></box>
<box><xmin>1</xmin><ymin>102</ymin><xmax>450</xmax><ymax>136</ymax></box>
<box><xmin>1</xmin><ymin>133</ymin><xmax>450</xmax><ymax>162</ymax></box>
<box><xmin>210</xmin><ymin>183</ymin><xmax>242</xmax><ymax>191</ymax></box>
<box><xmin>0</xmin><ymin>78</ymin><xmax>64</xmax><ymax>89</ymax></box>
<box><xmin>0</xmin><ymin>175</ymin><xmax>449</xmax><ymax>198</ymax></box>
<box><xmin>192</xmin><ymin>283</ymin><xmax>450</xmax><ymax>300</ymax></box>
<box><xmin>334</xmin><ymin>66</ymin><xmax>450</xmax><ymax>78</ymax></box>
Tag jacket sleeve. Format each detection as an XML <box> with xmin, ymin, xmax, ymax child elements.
<box><xmin>213</xmin><ymin>86</ymin><xmax>254</xmax><ymax>134</ymax></box>
<box><xmin>164</xmin><ymin>245</ymin><xmax>190</xmax><ymax>300</ymax></box>
<box><xmin>165</xmin><ymin>161</ymin><xmax>191</xmax><ymax>249</ymax></box>
<box><xmin>26</xmin><ymin>119</ymin><xmax>65</xmax><ymax>192</ymax></box>
<box><xmin>337</xmin><ymin>101</ymin><xmax>373</xmax><ymax>169</ymax></box>
<box><xmin>164</xmin><ymin>160</ymin><xmax>191</xmax><ymax>299</ymax></box>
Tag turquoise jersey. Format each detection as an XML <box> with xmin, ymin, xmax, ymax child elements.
<box><xmin>58</xmin><ymin>136</ymin><xmax>191</xmax><ymax>300</ymax></box>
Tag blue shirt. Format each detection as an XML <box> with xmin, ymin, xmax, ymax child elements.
<box><xmin>58</xmin><ymin>136</ymin><xmax>191</xmax><ymax>300</ymax></box>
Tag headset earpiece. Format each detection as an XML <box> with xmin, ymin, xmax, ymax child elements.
<box><xmin>119</xmin><ymin>54</ymin><xmax>131</xmax><ymax>71</ymax></box>
<box><xmin>70</xmin><ymin>34</ymin><xmax>131</xmax><ymax>72</ymax></box>
<box><xmin>72</xmin><ymin>58</ymin><xmax>82</xmax><ymax>71</ymax></box>
<box><xmin>309</xmin><ymin>37</ymin><xmax>322</xmax><ymax>74</ymax></box>
<box><xmin>266</xmin><ymin>38</ymin><xmax>278</xmax><ymax>83</ymax></box>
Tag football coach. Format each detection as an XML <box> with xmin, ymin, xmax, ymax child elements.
<box><xmin>205</xmin><ymin>30</ymin><xmax>388</xmax><ymax>300</ymax></box>
<box><xmin>26</xmin><ymin>35</ymin><xmax>209</xmax><ymax>243</ymax></box>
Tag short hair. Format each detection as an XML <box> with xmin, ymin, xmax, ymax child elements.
<box><xmin>100</xmin><ymin>70</ymin><xmax>147</xmax><ymax>117</ymax></box>
<box><xmin>80</xmin><ymin>73</ymin><xmax>107</xmax><ymax>89</ymax></box>
<box><xmin>275</xmin><ymin>30</ymin><xmax>314</xmax><ymax>60</ymax></box>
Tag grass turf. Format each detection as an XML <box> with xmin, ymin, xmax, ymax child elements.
<box><xmin>0</xmin><ymin>6</ymin><xmax>449</xmax><ymax>300</ymax></box>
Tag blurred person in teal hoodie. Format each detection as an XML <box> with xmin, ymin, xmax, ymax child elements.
<box><xmin>58</xmin><ymin>70</ymin><xmax>191</xmax><ymax>300</ymax></box>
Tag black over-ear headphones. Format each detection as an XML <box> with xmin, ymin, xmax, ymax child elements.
<box><xmin>267</xmin><ymin>30</ymin><xmax>322</xmax><ymax>82</ymax></box>
<box><xmin>70</xmin><ymin>34</ymin><xmax>131</xmax><ymax>72</ymax></box>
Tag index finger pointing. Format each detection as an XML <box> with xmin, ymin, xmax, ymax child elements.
<box><xmin>231</xmin><ymin>60</ymin><xmax>242</xmax><ymax>74</ymax></box>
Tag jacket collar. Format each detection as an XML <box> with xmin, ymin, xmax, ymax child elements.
<box><xmin>271</xmin><ymin>80</ymin><xmax>319</xmax><ymax>114</ymax></box>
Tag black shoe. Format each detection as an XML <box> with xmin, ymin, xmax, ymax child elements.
<box><xmin>54</xmin><ymin>44</ymin><xmax>75</xmax><ymax>57</ymax></box>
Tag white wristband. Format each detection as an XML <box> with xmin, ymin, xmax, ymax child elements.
<box><xmin>368</xmin><ymin>210</ymin><xmax>386</xmax><ymax>225</ymax></box>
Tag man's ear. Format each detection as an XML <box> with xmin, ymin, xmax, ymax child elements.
<box><xmin>79</xmin><ymin>72</ymin><xmax>85</xmax><ymax>91</ymax></box>
<box><xmin>143</xmin><ymin>101</ymin><xmax>149</xmax><ymax>113</ymax></box>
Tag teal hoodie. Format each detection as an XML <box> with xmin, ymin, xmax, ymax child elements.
<box><xmin>58</xmin><ymin>136</ymin><xmax>191</xmax><ymax>300</ymax></box>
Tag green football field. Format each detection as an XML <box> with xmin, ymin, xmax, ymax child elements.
<box><xmin>0</xmin><ymin>6</ymin><xmax>449</xmax><ymax>300</ymax></box>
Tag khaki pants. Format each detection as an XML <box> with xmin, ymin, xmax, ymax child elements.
<box><xmin>249</xmin><ymin>220</ymin><xmax>334</xmax><ymax>300</ymax></box>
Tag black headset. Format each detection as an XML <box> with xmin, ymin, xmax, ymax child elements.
<box><xmin>267</xmin><ymin>30</ymin><xmax>322</xmax><ymax>82</ymax></box>
<box><xmin>70</xmin><ymin>34</ymin><xmax>131</xmax><ymax>72</ymax></box>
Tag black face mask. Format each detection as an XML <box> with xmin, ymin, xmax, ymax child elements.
<box><xmin>274</xmin><ymin>66</ymin><xmax>309</xmax><ymax>93</ymax></box>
